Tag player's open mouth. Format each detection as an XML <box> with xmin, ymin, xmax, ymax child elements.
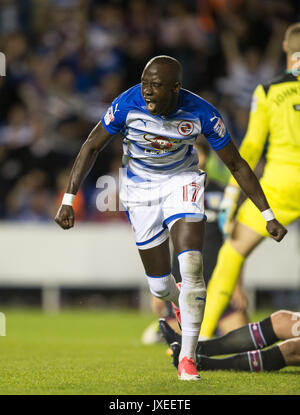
<box><xmin>145</xmin><ymin>99</ymin><xmax>157</xmax><ymax>113</ymax></box>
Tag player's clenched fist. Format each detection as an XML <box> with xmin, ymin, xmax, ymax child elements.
<box><xmin>266</xmin><ymin>219</ymin><xmax>287</xmax><ymax>242</ymax></box>
<box><xmin>55</xmin><ymin>205</ymin><xmax>74</xmax><ymax>230</ymax></box>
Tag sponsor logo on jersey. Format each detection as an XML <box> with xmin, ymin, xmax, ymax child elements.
<box><xmin>104</xmin><ymin>106</ymin><xmax>115</xmax><ymax>125</ymax></box>
<box><xmin>210</xmin><ymin>114</ymin><xmax>226</xmax><ymax>138</ymax></box>
<box><xmin>177</xmin><ymin>120</ymin><xmax>194</xmax><ymax>136</ymax></box>
<box><xmin>143</xmin><ymin>134</ymin><xmax>176</xmax><ymax>150</ymax></box>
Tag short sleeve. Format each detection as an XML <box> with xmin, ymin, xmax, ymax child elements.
<box><xmin>201</xmin><ymin>104</ymin><xmax>232</xmax><ymax>151</ymax></box>
<box><xmin>101</xmin><ymin>93</ymin><xmax>129</xmax><ymax>135</ymax></box>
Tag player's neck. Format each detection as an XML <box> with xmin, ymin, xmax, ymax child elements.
<box><xmin>161</xmin><ymin>94</ymin><xmax>179</xmax><ymax>116</ymax></box>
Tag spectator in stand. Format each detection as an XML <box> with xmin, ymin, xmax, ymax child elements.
<box><xmin>5</xmin><ymin>168</ymin><xmax>54</xmax><ymax>221</ymax></box>
<box><xmin>87</xmin><ymin>3</ymin><xmax>125</xmax><ymax>77</ymax></box>
<box><xmin>215</xmin><ymin>21</ymin><xmax>287</xmax><ymax>144</ymax></box>
<box><xmin>159</xmin><ymin>1</ymin><xmax>210</xmax><ymax>91</ymax></box>
<box><xmin>0</xmin><ymin>103</ymin><xmax>39</xmax><ymax>149</ymax></box>
<box><xmin>46</xmin><ymin>65</ymin><xmax>86</xmax><ymax>125</ymax></box>
<box><xmin>84</xmin><ymin>72</ymin><xmax>124</xmax><ymax>124</ymax></box>
<box><xmin>124</xmin><ymin>33</ymin><xmax>158</xmax><ymax>87</ymax></box>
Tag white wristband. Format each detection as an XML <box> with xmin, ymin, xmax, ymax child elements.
<box><xmin>62</xmin><ymin>193</ymin><xmax>75</xmax><ymax>206</ymax></box>
<box><xmin>261</xmin><ymin>208</ymin><xmax>275</xmax><ymax>221</ymax></box>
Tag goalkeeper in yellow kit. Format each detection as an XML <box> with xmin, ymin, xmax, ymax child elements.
<box><xmin>200</xmin><ymin>22</ymin><xmax>300</xmax><ymax>338</ymax></box>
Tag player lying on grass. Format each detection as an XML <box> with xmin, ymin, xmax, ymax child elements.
<box><xmin>55</xmin><ymin>55</ymin><xmax>286</xmax><ymax>381</ymax></box>
<box><xmin>159</xmin><ymin>310</ymin><xmax>300</xmax><ymax>372</ymax></box>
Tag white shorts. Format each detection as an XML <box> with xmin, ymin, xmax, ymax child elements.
<box><xmin>120</xmin><ymin>168</ymin><xmax>207</xmax><ymax>250</ymax></box>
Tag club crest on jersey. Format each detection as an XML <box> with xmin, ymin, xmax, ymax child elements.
<box><xmin>210</xmin><ymin>114</ymin><xmax>226</xmax><ymax>138</ymax></box>
<box><xmin>104</xmin><ymin>106</ymin><xmax>115</xmax><ymax>125</ymax></box>
<box><xmin>143</xmin><ymin>134</ymin><xmax>175</xmax><ymax>150</ymax></box>
<box><xmin>177</xmin><ymin>120</ymin><xmax>194</xmax><ymax>136</ymax></box>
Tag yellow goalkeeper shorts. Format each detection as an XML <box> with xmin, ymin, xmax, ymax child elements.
<box><xmin>236</xmin><ymin>178</ymin><xmax>300</xmax><ymax>237</ymax></box>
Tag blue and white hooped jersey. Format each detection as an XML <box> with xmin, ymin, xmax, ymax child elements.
<box><xmin>101</xmin><ymin>84</ymin><xmax>231</xmax><ymax>178</ymax></box>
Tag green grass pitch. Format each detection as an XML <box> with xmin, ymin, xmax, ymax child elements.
<box><xmin>0</xmin><ymin>308</ymin><xmax>299</xmax><ymax>395</ymax></box>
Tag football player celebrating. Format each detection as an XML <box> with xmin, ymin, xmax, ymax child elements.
<box><xmin>55</xmin><ymin>55</ymin><xmax>286</xmax><ymax>380</ymax></box>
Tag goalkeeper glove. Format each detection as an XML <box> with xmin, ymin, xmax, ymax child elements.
<box><xmin>218</xmin><ymin>185</ymin><xmax>240</xmax><ymax>236</ymax></box>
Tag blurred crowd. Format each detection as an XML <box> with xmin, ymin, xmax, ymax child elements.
<box><xmin>0</xmin><ymin>0</ymin><xmax>298</xmax><ymax>222</ymax></box>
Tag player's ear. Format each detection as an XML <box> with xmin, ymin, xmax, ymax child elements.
<box><xmin>174</xmin><ymin>81</ymin><xmax>181</xmax><ymax>93</ymax></box>
<box><xmin>282</xmin><ymin>40</ymin><xmax>288</xmax><ymax>53</ymax></box>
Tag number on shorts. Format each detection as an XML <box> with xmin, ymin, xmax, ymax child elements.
<box><xmin>183</xmin><ymin>182</ymin><xmax>201</xmax><ymax>202</ymax></box>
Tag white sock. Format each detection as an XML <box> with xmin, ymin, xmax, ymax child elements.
<box><xmin>146</xmin><ymin>273</ymin><xmax>180</xmax><ymax>306</ymax></box>
<box><xmin>180</xmin><ymin>332</ymin><xmax>199</xmax><ymax>361</ymax></box>
<box><xmin>177</xmin><ymin>250</ymin><xmax>206</xmax><ymax>361</ymax></box>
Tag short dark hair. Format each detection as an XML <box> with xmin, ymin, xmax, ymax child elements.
<box><xmin>145</xmin><ymin>55</ymin><xmax>182</xmax><ymax>83</ymax></box>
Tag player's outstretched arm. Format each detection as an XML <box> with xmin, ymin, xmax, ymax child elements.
<box><xmin>216</xmin><ymin>141</ymin><xmax>287</xmax><ymax>242</ymax></box>
<box><xmin>55</xmin><ymin>122</ymin><xmax>113</xmax><ymax>230</ymax></box>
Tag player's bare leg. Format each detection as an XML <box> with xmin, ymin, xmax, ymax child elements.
<box><xmin>169</xmin><ymin>218</ymin><xmax>206</xmax><ymax>380</ymax></box>
<box><xmin>217</xmin><ymin>310</ymin><xmax>249</xmax><ymax>335</ymax></box>
<box><xmin>138</xmin><ymin>238</ymin><xmax>181</xmax><ymax>317</ymax></box>
<box><xmin>141</xmin><ymin>295</ymin><xmax>179</xmax><ymax>345</ymax></box>
<box><xmin>279</xmin><ymin>338</ymin><xmax>300</xmax><ymax>366</ymax></box>
<box><xmin>271</xmin><ymin>310</ymin><xmax>300</xmax><ymax>340</ymax></box>
<box><xmin>138</xmin><ymin>238</ymin><xmax>171</xmax><ymax>276</ymax></box>
<box><xmin>229</xmin><ymin>221</ymin><xmax>264</xmax><ymax>257</ymax></box>
<box><xmin>150</xmin><ymin>295</ymin><xmax>180</xmax><ymax>333</ymax></box>
<box><xmin>150</xmin><ymin>296</ymin><xmax>169</xmax><ymax>319</ymax></box>
<box><xmin>200</xmin><ymin>221</ymin><xmax>263</xmax><ymax>338</ymax></box>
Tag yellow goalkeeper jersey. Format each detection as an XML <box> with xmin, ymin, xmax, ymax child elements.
<box><xmin>230</xmin><ymin>71</ymin><xmax>300</xmax><ymax>208</ymax></box>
